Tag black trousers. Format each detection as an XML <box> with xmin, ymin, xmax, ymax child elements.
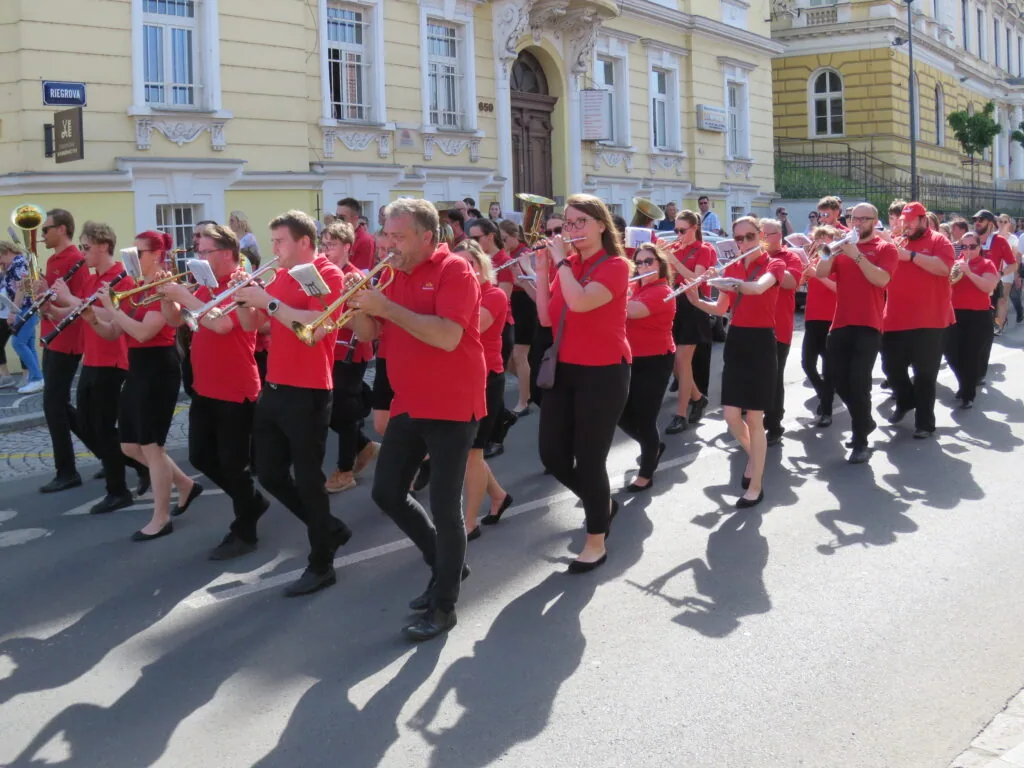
<box><xmin>0</xmin><ymin>318</ymin><xmax>9</xmax><ymax>365</ymax></box>
<box><xmin>881</xmin><ymin>328</ymin><xmax>944</xmax><ymax>432</ymax></box>
<box><xmin>371</xmin><ymin>413</ymin><xmax>477</xmax><ymax>613</ymax></box>
<box><xmin>764</xmin><ymin>341</ymin><xmax>791</xmax><ymax>433</ymax></box>
<box><xmin>827</xmin><ymin>326</ymin><xmax>880</xmax><ymax>449</ymax></box>
<box><xmin>76</xmin><ymin>366</ymin><xmax>136</xmax><ymax>496</ymax></box>
<box><xmin>979</xmin><ymin>305</ymin><xmax>996</xmax><ymax>379</ymax></box>
<box><xmin>802</xmin><ymin>319</ymin><xmax>834</xmax><ymax>416</ymax></box>
<box><xmin>529</xmin><ymin>326</ymin><xmax>554</xmax><ymax>406</ymax></box>
<box><xmin>190</xmin><ymin>394</ymin><xmax>266</xmax><ymax>544</ymax></box>
<box><xmin>252</xmin><ymin>384</ymin><xmax>350</xmax><ymax>573</ymax></box>
<box><xmin>539</xmin><ymin>361</ymin><xmax>630</xmax><ymax>535</ymax></box>
<box><xmin>330</xmin><ymin>360</ymin><xmax>370</xmax><ymax>472</ymax></box>
<box><xmin>693</xmin><ymin>341</ymin><xmax>712</xmax><ymax>396</ymax></box>
<box><xmin>618</xmin><ymin>353</ymin><xmax>674</xmax><ymax>477</ymax></box>
<box><xmin>945</xmin><ymin>311</ymin><xmax>992</xmax><ymax>403</ymax></box>
<box><xmin>42</xmin><ymin>349</ymin><xmax>82</xmax><ymax>477</ymax></box>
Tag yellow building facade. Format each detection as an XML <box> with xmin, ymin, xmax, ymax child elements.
<box><xmin>772</xmin><ymin>0</ymin><xmax>1024</xmax><ymax>190</ymax></box>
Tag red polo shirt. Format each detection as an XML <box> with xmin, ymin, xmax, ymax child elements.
<box><xmin>381</xmin><ymin>244</ymin><xmax>486</xmax><ymax>421</ymax></box>
<box><xmin>266</xmin><ymin>254</ymin><xmax>343</xmax><ymax>390</ymax></box>
<box><xmin>672</xmin><ymin>242</ymin><xmax>717</xmax><ymax>286</ymax></box>
<box><xmin>626</xmin><ymin>278</ymin><xmax>676</xmax><ymax>357</ymax></box>
<box><xmin>827</xmin><ymin>236</ymin><xmax>899</xmax><ymax>331</ymax></box>
<box><xmin>190</xmin><ymin>278</ymin><xmax>260</xmax><ymax>402</ymax></box>
<box><xmin>41</xmin><ymin>245</ymin><xmax>90</xmax><ymax>355</ymax></box>
<box><xmin>723</xmin><ymin>253</ymin><xmax>787</xmax><ymax>329</ymax></box>
<box><xmin>83</xmin><ymin>264</ymin><xmax>131</xmax><ymax>370</ymax></box>
<box><xmin>480</xmin><ymin>282</ymin><xmax>509</xmax><ymax>373</ymax></box>
<box><xmin>770</xmin><ymin>248</ymin><xmax>806</xmax><ymax>345</ymax></box>
<box><xmin>548</xmin><ymin>251</ymin><xmax>632</xmax><ymax>366</ymax></box>
<box><xmin>335</xmin><ymin>263</ymin><xmax>374</xmax><ymax>363</ymax></box>
<box><xmin>883</xmin><ymin>228</ymin><xmax>955</xmax><ymax>331</ymax></box>
<box><xmin>952</xmin><ymin>256</ymin><xmax>999</xmax><ymax>311</ymax></box>
<box><xmin>804</xmin><ymin>275</ymin><xmax>837</xmax><ymax>323</ymax></box>
<box><xmin>350</xmin><ymin>226</ymin><xmax>376</xmax><ymax>272</ymax></box>
<box><xmin>124</xmin><ymin>289</ymin><xmax>176</xmax><ymax>349</ymax></box>
<box><xmin>982</xmin><ymin>233</ymin><xmax>1015</xmax><ymax>276</ymax></box>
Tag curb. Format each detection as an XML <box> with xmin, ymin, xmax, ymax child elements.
<box><xmin>0</xmin><ymin>389</ymin><xmax>191</xmax><ymax>435</ymax></box>
<box><xmin>951</xmin><ymin>690</ymin><xmax>1024</xmax><ymax>767</ymax></box>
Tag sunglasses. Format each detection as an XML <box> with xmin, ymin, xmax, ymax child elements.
<box><xmin>675</xmin><ymin>227</ymin><xmax>691</xmax><ymax>235</ymax></box>
<box><xmin>962</xmin><ymin>243</ymin><xmax>980</xmax><ymax>250</ymax></box>
<box><xmin>41</xmin><ymin>225</ymin><xmax>54</xmax><ymax>234</ymax></box>
<box><xmin>733</xmin><ymin>232</ymin><xmax>760</xmax><ymax>243</ymax></box>
<box><xmin>545</xmin><ymin>227</ymin><xmax>563</xmax><ymax>236</ymax></box>
<box><xmin>634</xmin><ymin>257</ymin><xmax>656</xmax><ymax>266</ymax></box>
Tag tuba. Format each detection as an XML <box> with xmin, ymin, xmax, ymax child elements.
<box><xmin>630</xmin><ymin>197</ymin><xmax>665</xmax><ymax>229</ymax></box>
<box><xmin>11</xmin><ymin>203</ymin><xmax>46</xmax><ymax>281</ymax></box>
<box><xmin>515</xmin><ymin>193</ymin><xmax>555</xmax><ymax>247</ymax></box>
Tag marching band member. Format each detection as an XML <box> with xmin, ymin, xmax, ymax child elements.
<box><xmin>336</xmin><ymin>198</ymin><xmax>376</xmax><ymax>272</ymax></box>
<box><xmin>527</xmin><ymin>213</ymin><xmax>565</xmax><ymax>408</ymax></box>
<box><xmin>761</xmin><ymin>218</ymin><xmax>805</xmax><ymax>446</ymax></box>
<box><xmin>815</xmin><ymin>203</ymin><xmax>898</xmax><ymax>464</ymax></box>
<box><xmin>618</xmin><ymin>242</ymin><xmax>675</xmax><ymax>491</ymax></box>
<box><xmin>946</xmin><ymin>231</ymin><xmax>999</xmax><ymax>408</ymax></box>
<box><xmin>159</xmin><ymin>224</ymin><xmax>268</xmax><ymax>560</ymax></box>
<box><xmin>664</xmin><ymin>210</ymin><xmax>714</xmax><ymax>434</ymax></box>
<box><xmin>452</xmin><ymin>239</ymin><xmax>513</xmax><ymax>535</ymax></box>
<box><xmin>348</xmin><ymin>198</ymin><xmax>486</xmax><ymax>641</ymax></box>
<box><xmin>686</xmin><ymin>217</ymin><xmax>786</xmax><ymax>508</ymax></box>
<box><xmin>816</xmin><ymin>196</ymin><xmax>848</xmax><ymax>231</ymax></box>
<box><xmin>802</xmin><ymin>226</ymin><xmax>839</xmax><ymax>427</ymax></box>
<box><xmin>466</xmin><ymin>218</ymin><xmax>516</xmax><ymax>379</ymax></box>
<box><xmin>97</xmin><ymin>230</ymin><xmax>201</xmax><ymax>541</ymax></box>
<box><xmin>535</xmin><ymin>194</ymin><xmax>631</xmax><ymax>572</ymax></box>
<box><xmin>498</xmin><ymin>218</ymin><xmax>538</xmax><ymax>413</ymax></box>
<box><xmin>881</xmin><ymin>202</ymin><xmax>955</xmax><ymax>439</ymax></box>
<box><xmin>232</xmin><ymin>211</ymin><xmax>353</xmax><ymax>595</ymax></box>
<box><xmin>972</xmin><ymin>210</ymin><xmax>1014</xmax><ymax>378</ymax></box>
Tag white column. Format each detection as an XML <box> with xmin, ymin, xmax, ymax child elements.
<box><xmin>494</xmin><ymin>59</ymin><xmax>515</xmax><ymax>211</ymax></box>
<box><xmin>1013</xmin><ymin>105</ymin><xmax>1024</xmax><ymax>180</ymax></box>
<box><xmin>562</xmin><ymin>15</ymin><xmax>603</xmax><ymax>196</ymax></box>
<box><xmin>994</xmin><ymin>106</ymin><xmax>1004</xmax><ymax>180</ymax></box>
<box><xmin>567</xmin><ymin>74</ymin><xmax>583</xmax><ymax>194</ymax></box>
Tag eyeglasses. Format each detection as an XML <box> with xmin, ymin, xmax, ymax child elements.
<box><xmin>733</xmin><ymin>232</ymin><xmax>760</xmax><ymax>243</ymax></box>
<box><xmin>675</xmin><ymin>227</ymin><xmax>691</xmax><ymax>235</ymax></box>
<box><xmin>634</xmin><ymin>257</ymin><xmax>656</xmax><ymax>266</ymax></box>
<box><xmin>850</xmin><ymin>216</ymin><xmax>876</xmax><ymax>223</ymax></box>
<box><xmin>41</xmin><ymin>226</ymin><xmax>53</xmax><ymax>234</ymax></box>
<box><xmin>196</xmin><ymin>248</ymin><xmax>224</xmax><ymax>257</ymax></box>
<box><xmin>762</xmin><ymin>230</ymin><xmax>781</xmax><ymax>237</ymax></box>
<box><xmin>563</xmin><ymin>217</ymin><xmax>590</xmax><ymax>231</ymax></box>
<box><xmin>545</xmin><ymin>226</ymin><xmax>563</xmax><ymax>236</ymax></box>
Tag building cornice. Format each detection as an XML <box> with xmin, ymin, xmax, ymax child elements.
<box><xmin>0</xmin><ymin>171</ymin><xmax>132</xmax><ymax>195</ymax></box>
<box><xmin>619</xmin><ymin>0</ymin><xmax>783</xmax><ymax>57</ymax></box>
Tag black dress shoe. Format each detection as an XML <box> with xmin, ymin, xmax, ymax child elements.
<box><xmin>880</xmin><ymin>378</ymin><xmax>891</xmax><ymax>390</ymax></box>
<box><xmin>845</xmin><ymin>439</ymin><xmax>854</xmax><ymax>449</ymax></box>
<box><xmin>131</xmin><ymin>522</ymin><xmax>173</xmax><ymax>542</ymax></box>
<box><xmin>568</xmin><ymin>554</ymin><xmax>607</xmax><ymax>574</ymax></box>
<box><xmin>626</xmin><ymin>478</ymin><xmax>653</xmax><ymax>493</ymax></box>
<box><xmin>40</xmin><ymin>473</ymin><xmax>82</xmax><ymax>494</ymax></box>
<box><xmin>688</xmin><ymin>395</ymin><xmax>709</xmax><ymax>424</ymax></box>
<box><xmin>409</xmin><ymin>564</ymin><xmax>471</xmax><ymax>611</ymax></box>
<box><xmin>960</xmin><ymin>399</ymin><xmax>974</xmax><ymax>410</ymax></box>
<box><xmin>403</xmin><ymin>609</ymin><xmax>457</xmax><ymax>641</ymax></box>
<box><xmin>466</xmin><ymin>526</ymin><xmax>481</xmax><ymax>542</ymax></box>
<box><xmin>888</xmin><ymin>406</ymin><xmax>911</xmax><ymax>425</ymax></box>
<box><xmin>208</xmin><ymin>532</ymin><xmax>257</xmax><ymax>561</ymax></box>
<box><xmin>136</xmin><ymin>469</ymin><xmax>151</xmax><ymax>496</ymax></box>
<box><xmin>735</xmin><ymin>492</ymin><xmax>764</xmax><ymax>509</ymax></box>
<box><xmin>665</xmin><ymin>414</ymin><xmax>688</xmax><ymax>434</ymax></box>
<box><xmin>412</xmin><ymin>458</ymin><xmax>431</xmax><ymax>492</ymax></box>
<box><xmin>171</xmin><ymin>482</ymin><xmax>204</xmax><ymax>517</ymax></box>
<box><xmin>93</xmin><ymin>468</ymin><xmax>106</xmax><ymax>480</ymax></box>
<box><xmin>913</xmin><ymin>428</ymin><xmax>934</xmax><ymax>439</ymax></box>
<box><xmin>284</xmin><ymin>568</ymin><xmax>336</xmax><ymax>597</ymax></box>
<box><xmin>814</xmin><ymin>414</ymin><xmax>833</xmax><ymax>428</ymax></box>
<box><xmin>766</xmin><ymin>429</ymin><xmax>784</xmax><ymax>447</ymax></box>
<box><xmin>848</xmin><ymin>447</ymin><xmax>870</xmax><ymax>464</ymax></box>
<box><xmin>89</xmin><ymin>492</ymin><xmax>135</xmax><ymax>515</ymax></box>
<box><xmin>481</xmin><ymin>493</ymin><xmax>513</xmax><ymax>525</ymax></box>
<box><xmin>483</xmin><ymin>443</ymin><xmax>504</xmax><ymax>459</ymax></box>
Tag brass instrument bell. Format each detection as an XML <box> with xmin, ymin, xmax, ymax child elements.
<box><xmin>630</xmin><ymin>197</ymin><xmax>665</xmax><ymax>229</ymax></box>
<box><xmin>515</xmin><ymin>193</ymin><xmax>556</xmax><ymax>247</ymax></box>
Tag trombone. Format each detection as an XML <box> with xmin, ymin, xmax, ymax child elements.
<box><xmin>180</xmin><ymin>258</ymin><xmax>280</xmax><ymax>331</ymax></box>
<box><xmin>292</xmin><ymin>256</ymin><xmax>396</xmax><ymax>346</ymax></box>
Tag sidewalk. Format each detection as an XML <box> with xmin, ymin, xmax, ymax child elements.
<box><xmin>950</xmin><ymin>688</ymin><xmax>1024</xmax><ymax>767</ymax></box>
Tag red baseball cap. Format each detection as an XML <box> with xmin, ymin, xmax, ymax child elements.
<box><xmin>901</xmin><ymin>202</ymin><xmax>927</xmax><ymax>219</ymax></box>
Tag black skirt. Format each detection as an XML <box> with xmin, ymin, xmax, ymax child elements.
<box><xmin>119</xmin><ymin>346</ymin><xmax>181</xmax><ymax>447</ymax></box>
<box><xmin>672</xmin><ymin>293</ymin><xmax>712</xmax><ymax>346</ymax></box>
<box><xmin>510</xmin><ymin>290</ymin><xmax>537</xmax><ymax>344</ymax></box>
<box><xmin>472</xmin><ymin>371</ymin><xmax>506</xmax><ymax>449</ymax></box>
<box><xmin>721</xmin><ymin>326</ymin><xmax>777</xmax><ymax>412</ymax></box>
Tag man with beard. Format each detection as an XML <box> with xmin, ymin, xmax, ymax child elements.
<box><xmin>971</xmin><ymin>210</ymin><xmax>1015</xmax><ymax>378</ymax></box>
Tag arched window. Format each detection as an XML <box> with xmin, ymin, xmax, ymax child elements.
<box><xmin>935</xmin><ymin>84</ymin><xmax>945</xmax><ymax>146</ymax></box>
<box><xmin>810</xmin><ymin>69</ymin><xmax>844</xmax><ymax>137</ymax></box>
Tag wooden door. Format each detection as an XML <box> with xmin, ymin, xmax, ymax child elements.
<box><xmin>510</xmin><ymin>51</ymin><xmax>556</xmax><ymax>208</ymax></box>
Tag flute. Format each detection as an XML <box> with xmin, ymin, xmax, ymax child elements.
<box><xmin>494</xmin><ymin>238</ymin><xmax>585</xmax><ymax>271</ymax></box>
<box><xmin>629</xmin><ymin>270</ymin><xmax>659</xmax><ymax>282</ymax></box>
<box><xmin>663</xmin><ymin>245</ymin><xmax>762</xmax><ymax>301</ymax></box>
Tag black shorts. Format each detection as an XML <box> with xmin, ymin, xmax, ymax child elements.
<box><xmin>371</xmin><ymin>357</ymin><xmax>394</xmax><ymax>411</ymax></box>
<box><xmin>721</xmin><ymin>326</ymin><xmax>777</xmax><ymax>412</ymax></box>
<box><xmin>501</xmin><ymin>323</ymin><xmax>514</xmax><ymax>367</ymax></box>
<box><xmin>672</xmin><ymin>293</ymin><xmax>712</xmax><ymax>346</ymax></box>
<box><xmin>472</xmin><ymin>371</ymin><xmax>506</xmax><ymax>449</ymax></box>
<box><xmin>119</xmin><ymin>346</ymin><xmax>181</xmax><ymax>446</ymax></box>
<box><xmin>510</xmin><ymin>291</ymin><xmax>537</xmax><ymax>344</ymax></box>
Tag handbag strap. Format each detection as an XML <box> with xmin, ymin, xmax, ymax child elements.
<box><xmin>550</xmin><ymin>253</ymin><xmax>614</xmax><ymax>356</ymax></box>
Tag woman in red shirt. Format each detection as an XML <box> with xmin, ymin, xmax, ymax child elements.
<box><xmin>535</xmin><ymin>194</ymin><xmax>631</xmax><ymax>573</ymax></box>
<box><xmin>801</xmin><ymin>225</ymin><xmax>839</xmax><ymax>427</ymax></box>
<box><xmin>946</xmin><ymin>231</ymin><xmax>999</xmax><ymax>407</ymax></box>
<box><xmin>499</xmin><ymin>218</ymin><xmax>536</xmax><ymax>415</ymax></box>
<box><xmin>453</xmin><ymin>240</ymin><xmax>513</xmax><ymax>537</ymax></box>
<box><xmin>686</xmin><ymin>217</ymin><xmax>786</xmax><ymax>508</ymax></box>
<box><xmin>618</xmin><ymin>242</ymin><xmax>676</xmax><ymax>491</ymax></box>
<box><xmin>97</xmin><ymin>230</ymin><xmax>201</xmax><ymax>541</ymax></box>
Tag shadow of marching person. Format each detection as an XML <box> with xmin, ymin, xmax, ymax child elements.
<box><xmin>878</xmin><ymin>429</ymin><xmax>984</xmax><ymax>512</ymax></box>
<box><xmin>814</xmin><ymin>500</ymin><xmax>917</xmax><ymax>556</ymax></box>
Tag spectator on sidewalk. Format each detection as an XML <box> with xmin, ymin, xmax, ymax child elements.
<box><xmin>0</xmin><ymin>241</ymin><xmax>43</xmax><ymax>393</ymax></box>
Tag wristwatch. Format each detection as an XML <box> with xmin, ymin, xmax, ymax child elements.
<box><xmin>267</xmin><ymin>299</ymin><xmax>281</xmax><ymax>315</ymax></box>
<box><xmin>557</xmin><ymin>259</ymin><xmax>573</xmax><ymax>270</ymax></box>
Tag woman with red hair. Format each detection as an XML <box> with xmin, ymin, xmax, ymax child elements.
<box><xmin>96</xmin><ymin>230</ymin><xmax>201</xmax><ymax>541</ymax></box>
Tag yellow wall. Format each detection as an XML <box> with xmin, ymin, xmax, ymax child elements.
<box><xmin>224</xmin><ymin>189</ymin><xmax>319</xmax><ymax>255</ymax></box>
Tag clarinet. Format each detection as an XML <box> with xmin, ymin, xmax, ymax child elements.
<box><xmin>42</xmin><ymin>270</ymin><xmax>128</xmax><ymax>347</ymax></box>
<box><xmin>11</xmin><ymin>259</ymin><xmax>86</xmax><ymax>334</ymax></box>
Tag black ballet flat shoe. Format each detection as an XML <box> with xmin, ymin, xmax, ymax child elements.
<box><xmin>481</xmin><ymin>493</ymin><xmax>513</xmax><ymax>525</ymax></box>
<box><xmin>735</xmin><ymin>492</ymin><xmax>764</xmax><ymax>509</ymax></box>
<box><xmin>131</xmin><ymin>522</ymin><xmax>173</xmax><ymax>542</ymax></box>
<box><xmin>466</xmin><ymin>526</ymin><xmax>481</xmax><ymax>542</ymax></box>
<box><xmin>665</xmin><ymin>414</ymin><xmax>688</xmax><ymax>434</ymax></box>
<box><xmin>741</xmin><ymin>476</ymin><xmax>751</xmax><ymax>490</ymax></box>
<box><xmin>626</xmin><ymin>479</ymin><xmax>653</xmax><ymax>493</ymax></box>
<box><xmin>171</xmin><ymin>482</ymin><xmax>204</xmax><ymax>517</ymax></box>
<box><xmin>568</xmin><ymin>554</ymin><xmax>607</xmax><ymax>574</ymax></box>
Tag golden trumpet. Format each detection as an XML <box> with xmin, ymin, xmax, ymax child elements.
<box><xmin>110</xmin><ymin>271</ymin><xmax>192</xmax><ymax>307</ymax></box>
<box><xmin>950</xmin><ymin>261</ymin><xmax>965</xmax><ymax>284</ymax></box>
<box><xmin>292</xmin><ymin>256</ymin><xmax>396</xmax><ymax>346</ymax></box>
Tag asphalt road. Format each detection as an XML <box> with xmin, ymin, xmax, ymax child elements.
<box><xmin>1</xmin><ymin>328</ymin><xmax>1023</xmax><ymax>768</ymax></box>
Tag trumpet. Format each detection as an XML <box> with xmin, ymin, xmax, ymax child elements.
<box><xmin>950</xmin><ymin>261</ymin><xmax>966</xmax><ymax>284</ymax></box>
<box><xmin>109</xmin><ymin>271</ymin><xmax>192</xmax><ymax>307</ymax></box>
<box><xmin>822</xmin><ymin>230</ymin><xmax>858</xmax><ymax>258</ymax></box>
<box><xmin>42</xmin><ymin>270</ymin><xmax>129</xmax><ymax>346</ymax></box>
<box><xmin>10</xmin><ymin>259</ymin><xmax>86</xmax><ymax>334</ymax></box>
<box><xmin>181</xmin><ymin>258</ymin><xmax>280</xmax><ymax>330</ymax></box>
<box><xmin>664</xmin><ymin>246</ymin><xmax>761</xmax><ymax>301</ymax></box>
<box><xmin>292</xmin><ymin>256</ymin><xmax>396</xmax><ymax>346</ymax></box>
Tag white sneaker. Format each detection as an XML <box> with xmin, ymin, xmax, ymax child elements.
<box><xmin>17</xmin><ymin>380</ymin><xmax>43</xmax><ymax>394</ymax></box>
<box><xmin>0</xmin><ymin>375</ymin><xmax>15</xmax><ymax>389</ymax></box>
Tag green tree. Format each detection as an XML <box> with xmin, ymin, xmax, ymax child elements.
<box><xmin>948</xmin><ymin>101</ymin><xmax>1002</xmax><ymax>186</ymax></box>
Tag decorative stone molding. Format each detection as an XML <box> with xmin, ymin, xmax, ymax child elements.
<box><xmin>770</xmin><ymin>0</ymin><xmax>796</xmax><ymax>18</ymax></box>
<box><xmin>423</xmin><ymin>135</ymin><xmax>481</xmax><ymax>162</ymax></box>
<box><xmin>494</xmin><ymin>0</ymin><xmax>535</xmax><ymax>77</ymax></box>
<box><xmin>725</xmin><ymin>159</ymin><xmax>754</xmax><ymax>180</ymax></box>
<box><xmin>134</xmin><ymin>117</ymin><xmax>226</xmax><ymax>151</ymax></box>
<box><xmin>593</xmin><ymin>148</ymin><xmax>634</xmax><ymax>173</ymax></box>
<box><xmin>649</xmin><ymin>151</ymin><xmax>686</xmax><ymax>175</ymax></box>
<box><xmin>321</xmin><ymin>127</ymin><xmax>391</xmax><ymax>160</ymax></box>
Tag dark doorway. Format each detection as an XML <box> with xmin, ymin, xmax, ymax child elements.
<box><xmin>510</xmin><ymin>50</ymin><xmax>556</xmax><ymax>208</ymax></box>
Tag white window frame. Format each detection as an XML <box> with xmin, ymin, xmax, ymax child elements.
<box><xmin>418</xmin><ymin>1</ymin><xmax>477</xmax><ymax>135</ymax></box>
<box><xmin>646</xmin><ymin>42</ymin><xmax>684</xmax><ymax>154</ymax></box>
<box><xmin>319</xmin><ymin>0</ymin><xmax>386</xmax><ymax>126</ymax></box>
<box><xmin>995</xmin><ymin>18</ymin><xmax>1001</xmax><ymax>69</ymax></box>
<box><xmin>156</xmin><ymin>203</ymin><xmax>200</xmax><ymax>251</ymax></box>
<box><xmin>935</xmin><ymin>84</ymin><xmax>945</xmax><ymax>146</ymax></box>
<box><xmin>961</xmin><ymin>0</ymin><xmax>969</xmax><ymax>51</ymax></box>
<box><xmin>721</xmin><ymin>58</ymin><xmax>754</xmax><ymax>160</ymax></box>
<box><xmin>978</xmin><ymin>8</ymin><xmax>985</xmax><ymax>60</ymax></box>
<box><xmin>593</xmin><ymin>33</ymin><xmax>633</xmax><ymax>148</ymax></box>
<box><xmin>808</xmin><ymin>67</ymin><xmax>845</xmax><ymax>138</ymax></box>
<box><xmin>130</xmin><ymin>0</ymin><xmax>222</xmax><ymax>115</ymax></box>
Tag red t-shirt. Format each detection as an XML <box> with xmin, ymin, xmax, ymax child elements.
<box><xmin>626</xmin><ymin>278</ymin><xmax>676</xmax><ymax>357</ymax></box>
<box><xmin>190</xmin><ymin>279</ymin><xmax>260</xmax><ymax>402</ymax></box>
<box><xmin>826</xmin><ymin>236</ymin><xmax>900</xmax><ymax>331</ymax></box>
<box><xmin>123</xmin><ymin>289</ymin><xmax>176</xmax><ymax>349</ymax></box>
<box><xmin>804</xmin><ymin>275</ymin><xmax>837</xmax><ymax>323</ymax></box>
<box><xmin>548</xmin><ymin>251</ymin><xmax>632</xmax><ymax>366</ymax></box>
<box><xmin>723</xmin><ymin>253</ymin><xmax>787</xmax><ymax>329</ymax></box>
<box><xmin>42</xmin><ymin>245</ymin><xmax>90</xmax><ymax>355</ymax></box>
<box><xmin>381</xmin><ymin>244</ymin><xmax>486</xmax><ymax>421</ymax></box>
<box><xmin>982</xmin><ymin>233</ymin><xmax>1015</xmax><ymax>275</ymax></box>
<box><xmin>771</xmin><ymin>248</ymin><xmax>806</xmax><ymax>345</ymax></box>
<box><xmin>266</xmin><ymin>254</ymin><xmax>343</xmax><ymax>390</ymax></box>
<box><xmin>480</xmin><ymin>282</ymin><xmax>509</xmax><ymax>373</ymax></box>
<box><xmin>332</xmin><ymin>262</ymin><xmax>374</xmax><ymax>363</ymax></box>
<box><xmin>883</xmin><ymin>228</ymin><xmax>955</xmax><ymax>331</ymax></box>
<box><xmin>952</xmin><ymin>256</ymin><xmax>999</xmax><ymax>311</ymax></box>
<box><xmin>83</xmin><ymin>264</ymin><xmax>131</xmax><ymax>369</ymax></box>
<box><xmin>350</xmin><ymin>226</ymin><xmax>376</xmax><ymax>272</ymax></box>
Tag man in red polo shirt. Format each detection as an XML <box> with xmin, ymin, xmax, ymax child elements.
<box><xmin>336</xmin><ymin>197</ymin><xmax>376</xmax><ymax>272</ymax></box>
<box><xmin>349</xmin><ymin>198</ymin><xmax>485</xmax><ymax>642</ymax></box>
<box><xmin>972</xmin><ymin>209</ymin><xmax>1014</xmax><ymax>378</ymax></box>
<box><xmin>816</xmin><ymin>203</ymin><xmax>898</xmax><ymax>464</ymax></box>
<box><xmin>881</xmin><ymin>202</ymin><xmax>955</xmax><ymax>438</ymax></box>
<box><xmin>160</xmin><ymin>223</ymin><xmax>269</xmax><ymax>560</ymax></box>
<box><xmin>232</xmin><ymin>211</ymin><xmax>353</xmax><ymax>596</ymax></box>
<box><xmin>35</xmin><ymin>208</ymin><xmax>91</xmax><ymax>493</ymax></box>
